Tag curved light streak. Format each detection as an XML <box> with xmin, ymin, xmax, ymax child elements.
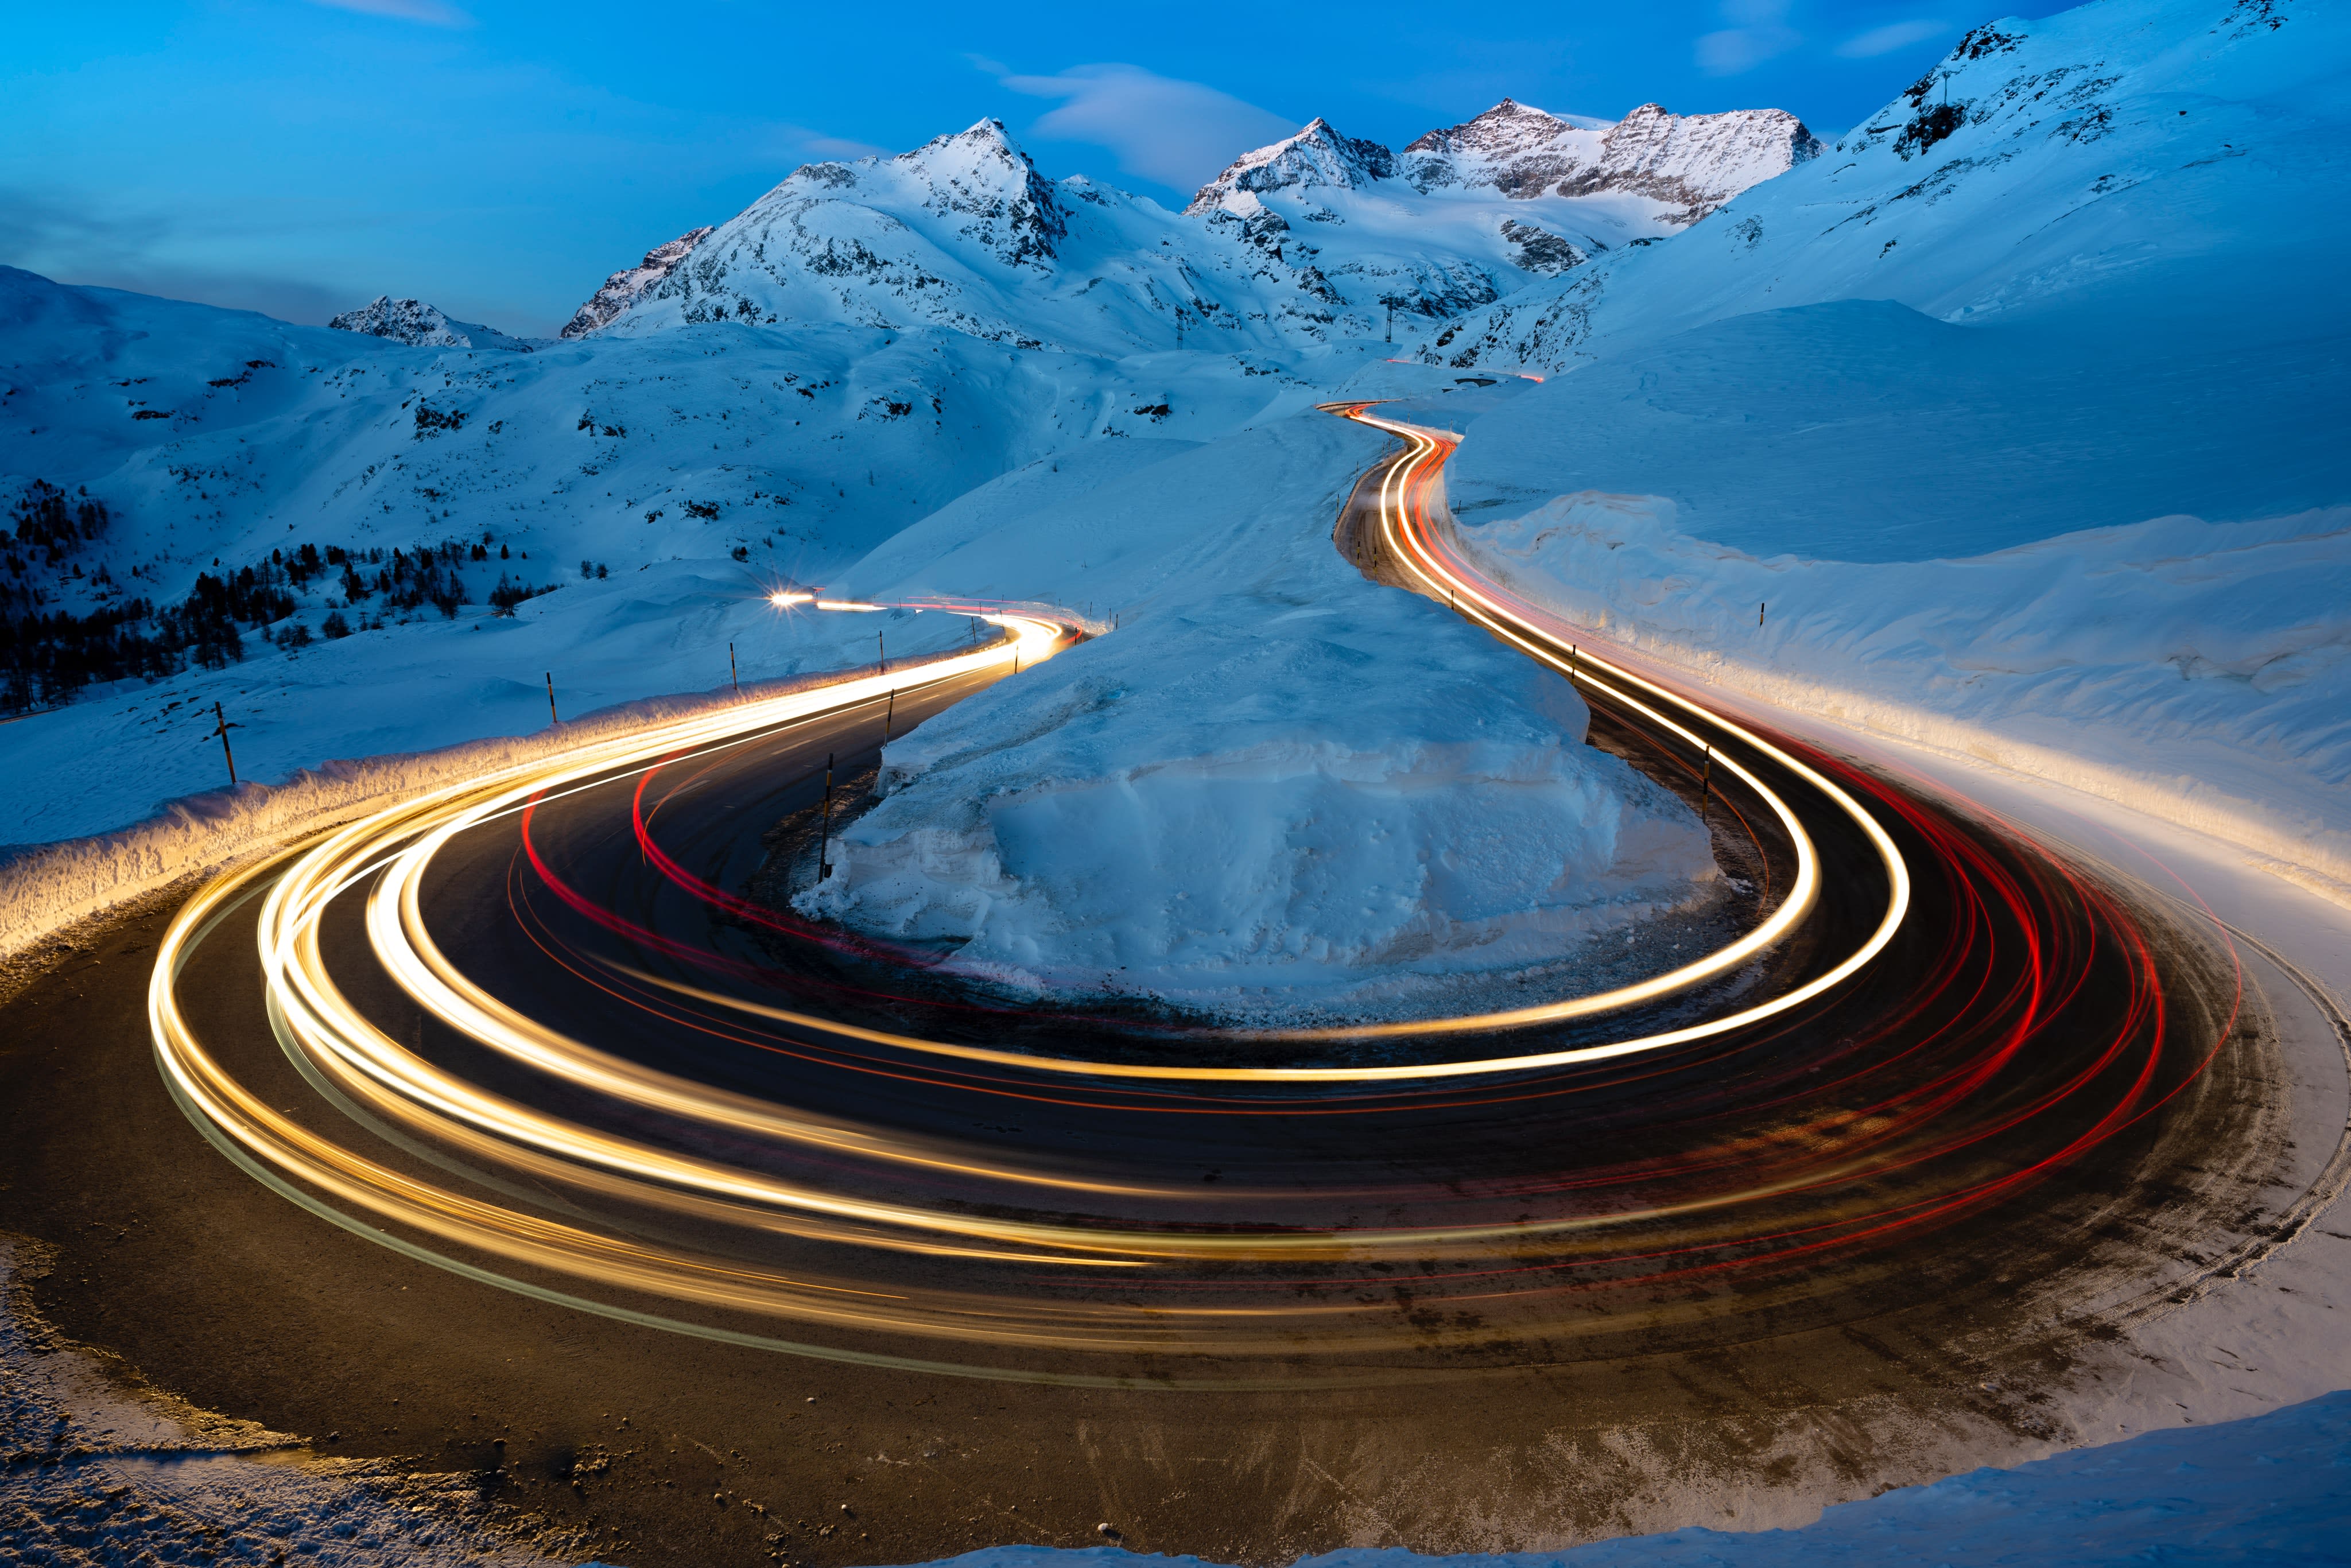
<box><xmin>139</xmin><ymin>428</ymin><xmax>2221</xmax><ymax>1381</ymax></box>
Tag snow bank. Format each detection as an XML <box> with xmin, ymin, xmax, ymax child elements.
<box><xmin>0</xmin><ymin>640</ymin><xmax>988</xmax><ymax>961</ymax></box>
<box><xmin>1453</xmin><ymin>492</ymin><xmax>2351</xmax><ymax>906</ymax></box>
<box><xmin>798</xmin><ymin>413</ymin><xmax>1714</xmax><ymax>1020</ymax></box>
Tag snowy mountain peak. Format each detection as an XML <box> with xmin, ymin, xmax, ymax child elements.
<box><xmin>327</xmin><ymin>296</ymin><xmax>531</xmax><ymax>351</ymax></box>
<box><xmin>1403</xmin><ymin>100</ymin><xmax>1605</xmax><ymax>199</ymax></box>
<box><xmin>889</xmin><ymin>117</ymin><xmax>1066</xmax><ymax>266</ymax></box>
<box><xmin>1405</xmin><ymin>99</ymin><xmax>1605</xmax><ymax>161</ymax></box>
<box><xmin>1185</xmin><ymin>117</ymin><xmax>1399</xmax><ymax>216</ymax></box>
<box><xmin>560</xmin><ymin>226</ymin><xmax>715</xmax><ymax>339</ymax></box>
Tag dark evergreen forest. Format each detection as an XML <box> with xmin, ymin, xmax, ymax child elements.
<box><xmin>0</xmin><ymin>481</ymin><xmax>542</xmax><ymax>712</ymax></box>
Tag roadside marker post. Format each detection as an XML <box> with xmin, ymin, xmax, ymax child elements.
<box><xmin>730</xmin><ymin>641</ymin><xmax>739</xmax><ymax>696</ymax></box>
<box><xmin>817</xmin><ymin>752</ymin><xmax>835</xmax><ymax>883</ymax></box>
<box><xmin>1701</xmin><ymin>743</ymin><xmax>1714</xmax><ymax>814</ymax></box>
<box><xmin>545</xmin><ymin>672</ymin><xmax>559</xmax><ymax>726</ymax></box>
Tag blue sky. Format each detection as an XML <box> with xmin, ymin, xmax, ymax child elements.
<box><xmin>4</xmin><ymin>0</ymin><xmax>2078</xmax><ymax>336</ymax></box>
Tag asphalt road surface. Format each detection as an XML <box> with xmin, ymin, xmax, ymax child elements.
<box><xmin>0</xmin><ymin>416</ymin><xmax>2330</xmax><ymax>1566</ymax></box>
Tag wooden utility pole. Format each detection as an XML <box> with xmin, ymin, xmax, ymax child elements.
<box><xmin>207</xmin><ymin>701</ymin><xmax>240</xmax><ymax>786</ymax></box>
<box><xmin>545</xmin><ymin>672</ymin><xmax>559</xmax><ymax>725</ymax></box>
<box><xmin>817</xmin><ymin>752</ymin><xmax>835</xmax><ymax>883</ymax></box>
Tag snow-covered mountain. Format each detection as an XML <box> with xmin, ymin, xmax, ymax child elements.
<box><xmin>558</xmin><ymin>226</ymin><xmax>714</xmax><ymax>339</ymax></box>
<box><xmin>565</xmin><ymin>118</ymin><xmax>1469</xmax><ymax>354</ymax></box>
<box><xmin>1424</xmin><ymin>0</ymin><xmax>2345</xmax><ymax>371</ymax></box>
<box><xmin>567</xmin><ymin>98</ymin><xmax>1822</xmax><ymax>356</ymax></box>
<box><xmin>326</xmin><ymin>295</ymin><xmax>533</xmax><ymax>352</ymax></box>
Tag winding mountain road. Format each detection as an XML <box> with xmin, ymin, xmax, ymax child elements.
<box><xmin>1</xmin><ymin>407</ymin><xmax>2335</xmax><ymax>1567</ymax></box>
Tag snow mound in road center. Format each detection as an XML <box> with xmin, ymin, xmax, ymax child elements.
<box><xmin>793</xmin><ymin>418</ymin><xmax>1718</xmax><ymax>1021</ymax></box>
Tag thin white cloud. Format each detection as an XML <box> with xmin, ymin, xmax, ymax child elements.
<box><xmin>302</xmin><ymin>0</ymin><xmax>473</xmax><ymax>26</ymax></box>
<box><xmin>1834</xmin><ymin>18</ymin><xmax>1952</xmax><ymax>57</ymax></box>
<box><xmin>1696</xmin><ymin>0</ymin><xmax>1800</xmax><ymax>75</ymax></box>
<box><xmin>799</xmin><ymin>134</ymin><xmax>885</xmax><ymax>160</ymax></box>
<box><xmin>992</xmin><ymin>63</ymin><xmax>1295</xmax><ymax>194</ymax></box>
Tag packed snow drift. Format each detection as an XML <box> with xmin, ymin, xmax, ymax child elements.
<box><xmin>797</xmin><ymin>418</ymin><xmax>1717</xmax><ymax>1018</ymax></box>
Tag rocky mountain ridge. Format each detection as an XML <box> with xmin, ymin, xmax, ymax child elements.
<box><xmin>327</xmin><ymin>296</ymin><xmax>533</xmax><ymax>351</ymax></box>
<box><xmin>1401</xmin><ymin>100</ymin><xmax>1823</xmax><ymax>223</ymax></box>
<box><xmin>560</xmin><ymin>226</ymin><xmax>715</xmax><ymax>339</ymax></box>
<box><xmin>1188</xmin><ymin>99</ymin><xmax>1820</xmax><ymax>226</ymax></box>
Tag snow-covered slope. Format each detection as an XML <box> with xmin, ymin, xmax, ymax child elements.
<box><xmin>1426</xmin><ymin>0</ymin><xmax>2350</xmax><ymax>370</ymax></box>
<box><xmin>6</xmin><ymin>0</ymin><xmax>2340</xmax><ymax>991</ymax></box>
<box><xmin>1443</xmin><ymin>297</ymin><xmax>2346</xmax><ymax>562</ymax></box>
<box><xmin>327</xmin><ymin>295</ymin><xmax>534</xmax><ymax>352</ymax></box>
